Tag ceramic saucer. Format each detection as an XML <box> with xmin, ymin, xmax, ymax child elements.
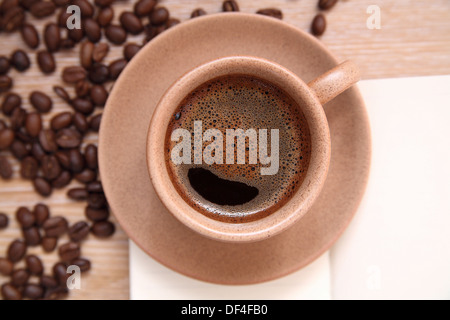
<box><xmin>99</xmin><ymin>13</ymin><xmax>371</xmax><ymax>285</ymax></box>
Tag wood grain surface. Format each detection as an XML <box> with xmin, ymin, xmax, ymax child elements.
<box><xmin>1</xmin><ymin>0</ymin><xmax>449</xmax><ymax>300</ymax></box>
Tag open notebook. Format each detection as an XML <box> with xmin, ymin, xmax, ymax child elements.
<box><xmin>129</xmin><ymin>75</ymin><xmax>450</xmax><ymax>300</ymax></box>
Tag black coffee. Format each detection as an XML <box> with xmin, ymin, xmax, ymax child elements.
<box><xmin>165</xmin><ymin>75</ymin><xmax>311</xmax><ymax>223</ymax></box>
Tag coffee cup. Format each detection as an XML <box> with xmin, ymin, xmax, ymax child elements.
<box><xmin>146</xmin><ymin>56</ymin><xmax>359</xmax><ymax>242</ymax></box>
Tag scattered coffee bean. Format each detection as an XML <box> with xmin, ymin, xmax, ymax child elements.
<box><xmin>69</xmin><ymin>221</ymin><xmax>90</xmax><ymax>242</ymax></box>
<box><xmin>0</xmin><ymin>257</ymin><xmax>13</xmax><ymax>275</ymax></box>
<box><xmin>25</xmin><ymin>255</ymin><xmax>44</xmax><ymax>275</ymax></box>
<box><xmin>0</xmin><ymin>156</ymin><xmax>13</xmax><ymax>179</ymax></box>
<box><xmin>20</xmin><ymin>23</ymin><xmax>40</xmax><ymax>49</ymax></box>
<box><xmin>80</xmin><ymin>41</ymin><xmax>94</xmax><ymax>69</ymax></box>
<box><xmin>97</xmin><ymin>6</ymin><xmax>114</xmax><ymax>27</ymax></box>
<box><xmin>43</xmin><ymin>216</ymin><xmax>68</xmax><ymax>237</ymax></box>
<box><xmin>16</xmin><ymin>206</ymin><xmax>35</xmax><ymax>229</ymax></box>
<box><xmin>94</xmin><ymin>0</ymin><xmax>114</xmax><ymax>7</ymax></box>
<box><xmin>166</xmin><ymin>18</ymin><xmax>181</xmax><ymax>29</ymax></box>
<box><xmin>37</xmin><ymin>50</ymin><xmax>56</xmax><ymax>74</ymax></box>
<box><xmin>56</xmin><ymin>128</ymin><xmax>82</xmax><ymax>148</ymax></box>
<box><xmin>30</xmin><ymin>91</ymin><xmax>52</xmax><ymax>113</ymax></box>
<box><xmin>8</xmin><ymin>239</ymin><xmax>27</xmax><ymax>262</ymax></box>
<box><xmin>42</xmin><ymin>236</ymin><xmax>58</xmax><ymax>252</ymax></box>
<box><xmin>72</xmin><ymin>0</ymin><xmax>94</xmax><ymax>18</ymax></box>
<box><xmin>60</xmin><ymin>38</ymin><xmax>76</xmax><ymax>49</ymax></box>
<box><xmin>87</xmin><ymin>192</ymin><xmax>107</xmax><ymax>209</ymax></box>
<box><xmin>23</xmin><ymin>284</ymin><xmax>44</xmax><ymax>300</ymax></box>
<box><xmin>73</xmin><ymin>112</ymin><xmax>89</xmax><ymax>133</ymax></box>
<box><xmin>11</xmin><ymin>268</ymin><xmax>30</xmax><ymax>287</ymax></box>
<box><xmin>0</xmin><ymin>75</ymin><xmax>13</xmax><ymax>92</ymax></box>
<box><xmin>34</xmin><ymin>203</ymin><xmax>50</xmax><ymax>226</ymax></box>
<box><xmin>191</xmin><ymin>8</ymin><xmax>207</xmax><ymax>18</ymax></box>
<box><xmin>105</xmin><ymin>24</ymin><xmax>127</xmax><ymax>45</ymax></box>
<box><xmin>1</xmin><ymin>283</ymin><xmax>22</xmax><ymax>300</ymax></box>
<box><xmin>256</xmin><ymin>8</ymin><xmax>283</xmax><ymax>19</ymax></box>
<box><xmin>59</xmin><ymin>242</ymin><xmax>81</xmax><ymax>262</ymax></box>
<box><xmin>40</xmin><ymin>274</ymin><xmax>58</xmax><ymax>289</ymax></box>
<box><xmin>319</xmin><ymin>0</ymin><xmax>338</xmax><ymax>10</ymax></box>
<box><xmin>91</xmin><ymin>220</ymin><xmax>115</xmax><ymax>238</ymax></box>
<box><xmin>84</xmin><ymin>144</ymin><xmax>98</xmax><ymax>169</ymax></box>
<box><xmin>22</xmin><ymin>226</ymin><xmax>41</xmax><ymax>246</ymax></box>
<box><xmin>120</xmin><ymin>11</ymin><xmax>143</xmax><ymax>35</ymax></box>
<box><xmin>44</xmin><ymin>23</ymin><xmax>60</xmax><ymax>53</ymax></box>
<box><xmin>75</xmin><ymin>80</ymin><xmax>91</xmax><ymax>98</ymax></box>
<box><xmin>86</xmin><ymin>181</ymin><xmax>102</xmax><ymax>193</ymax></box>
<box><xmin>75</xmin><ymin>168</ymin><xmax>96</xmax><ymax>184</ymax></box>
<box><xmin>108</xmin><ymin>58</ymin><xmax>127</xmax><ymax>80</ymax></box>
<box><xmin>69</xmin><ymin>148</ymin><xmax>85</xmax><ymax>173</ymax></box>
<box><xmin>311</xmin><ymin>13</ymin><xmax>326</xmax><ymax>36</ymax></box>
<box><xmin>71</xmin><ymin>258</ymin><xmax>91</xmax><ymax>272</ymax></box>
<box><xmin>0</xmin><ymin>128</ymin><xmax>15</xmax><ymax>149</ymax></box>
<box><xmin>2</xmin><ymin>6</ymin><xmax>25</xmax><ymax>32</ymax></box>
<box><xmin>0</xmin><ymin>212</ymin><xmax>9</xmax><ymax>229</ymax></box>
<box><xmin>38</xmin><ymin>129</ymin><xmax>57</xmax><ymax>153</ymax></box>
<box><xmin>84</xmin><ymin>18</ymin><xmax>101</xmax><ymax>43</ymax></box>
<box><xmin>30</xmin><ymin>1</ymin><xmax>56</xmax><ymax>18</ymax></box>
<box><xmin>89</xmin><ymin>113</ymin><xmax>102</xmax><ymax>132</ymax></box>
<box><xmin>150</xmin><ymin>7</ymin><xmax>169</xmax><ymax>26</ymax></box>
<box><xmin>92</xmin><ymin>42</ymin><xmax>109</xmax><ymax>63</ymax></box>
<box><xmin>67</xmin><ymin>187</ymin><xmax>88</xmax><ymax>200</ymax></box>
<box><xmin>41</xmin><ymin>155</ymin><xmax>62</xmax><ymax>181</ymax></box>
<box><xmin>33</xmin><ymin>177</ymin><xmax>52</xmax><ymax>197</ymax></box>
<box><xmin>62</xmin><ymin>66</ymin><xmax>87</xmax><ymax>83</ymax></box>
<box><xmin>123</xmin><ymin>43</ymin><xmax>140</xmax><ymax>61</ymax></box>
<box><xmin>50</xmin><ymin>112</ymin><xmax>72</xmax><ymax>131</ymax></box>
<box><xmin>31</xmin><ymin>141</ymin><xmax>46</xmax><ymax>162</ymax></box>
<box><xmin>53</xmin><ymin>262</ymin><xmax>68</xmax><ymax>285</ymax></box>
<box><xmin>20</xmin><ymin>156</ymin><xmax>38</xmax><ymax>179</ymax></box>
<box><xmin>88</xmin><ymin>63</ymin><xmax>109</xmax><ymax>84</ymax></box>
<box><xmin>68</xmin><ymin>27</ymin><xmax>85</xmax><ymax>43</ymax></box>
<box><xmin>53</xmin><ymin>86</ymin><xmax>71</xmax><ymax>103</ymax></box>
<box><xmin>134</xmin><ymin>0</ymin><xmax>156</xmax><ymax>17</ymax></box>
<box><xmin>90</xmin><ymin>85</ymin><xmax>108</xmax><ymax>106</ymax></box>
<box><xmin>52</xmin><ymin>170</ymin><xmax>72</xmax><ymax>188</ymax></box>
<box><xmin>2</xmin><ymin>92</ymin><xmax>21</xmax><ymax>116</ymax></box>
<box><xmin>0</xmin><ymin>56</ymin><xmax>10</xmax><ymax>75</ymax></box>
<box><xmin>85</xmin><ymin>206</ymin><xmax>109</xmax><ymax>222</ymax></box>
<box><xmin>25</xmin><ymin>112</ymin><xmax>42</xmax><ymax>137</ymax></box>
<box><xmin>11</xmin><ymin>49</ymin><xmax>30</xmax><ymax>72</ymax></box>
<box><xmin>223</xmin><ymin>0</ymin><xmax>239</xmax><ymax>12</ymax></box>
<box><xmin>1</xmin><ymin>0</ymin><xmax>20</xmax><ymax>12</ymax></box>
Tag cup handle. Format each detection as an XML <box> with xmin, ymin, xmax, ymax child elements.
<box><xmin>307</xmin><ymin>60</ymin><xmax>360</xmax><ymax>105</ymax></box>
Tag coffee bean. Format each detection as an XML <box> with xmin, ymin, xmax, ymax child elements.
<box><xmin>23</xmin><ymin>226</ymin><xmax>41</xmax><ymax>246</ymax></box>
<box><xmin>69</xmin><ymin>148</ymin><xmax>85</xmax><ymax>173</ymax></box>
<box><xmin>123</xmin><ymin>43</ymin><xmax>140</xmax><ymax>61</ymax></box>
<box><xmin>1</xmin><ymin>283</ymin><xmax>22</xmax><ymax>300</ymax></box>
<box><xmin>256</xmin><ymin>8</ymin><xmax>283</xmax><ymax>19</ymax></box>
<box><xmin>150</xmin><ymin>7</ymin><xmax>169</xmax><ymax>26</ymax></box>
<box><xmin>0</xmin><ymin>128</ymin><xmax>15</xmax><ymax>149</ymax></box>
<box><xmin>38</xmin><ymin>129</ymin><xmax>57</xmax><ymax>153</ymax></box>
<box><xmin>74</xmin><ymin>168</ymin><xmax>96</xmax><ymax>184</ymax></box>
<box><xmin>134</xmin><ymin>0</ymin><xmax>155</xmax><ymax>17</ymax></box>
<box><xmin>68</xmin><ymin>221</ymin><xmax>90</xmax><ymax>242</ymax></box>
<box><xmin>166</xmin><ymin>18</ymin><xmax>181</xmax><ymax>29</ymax></box>
<box><xmin>84</xmin><ymin>144</ymin><xmax>98</xmax><ymax>169</ymax></box>
<box><xmin>67</xmin><ymin>187</ymin><xmax>88</xmax><ymax>200</ymax></box>
<box><xmin>60</xmin><ymin>37</ymin><xmax>75</xmax><ymax>49</ymax></box>
<box><xmin>90</xmin><ymin>84</ymin><xmax>108</xmax><ymax>106</ymax></box>
<box><xmin>0</xmin><ymin>212</ymin><xmax>9</xmax><ymax>229</ymax></box>
<box><xmin>52</xmin><ymin>0</ymin><xmax>69</xmax><ymax>6</ymax></box>
<box><xmin>20</xmin><ymin>156</ymin><xmax>38</xmax><ymax>179</ymax></box>
<box><xmin>54</xmin><ymin>150</ymin><xmax>69</xmax><ymax>169</ymax></box>
<box><xmin>73</xmin><ymin>112</ymin><xmax>89</xmax><ymax>133</ymax></box>
<box><xmin>53</xmin><ymin>86</ymin><xmax>71</xmax><ymax>103</ymax></box>
<box><xmin>44</xmin><ymin>23</ymin><xmax>60</xmax><ymax>52</ymax></box>
<box><xmin>8</xmin><ymin>239</ymin><xmax>27</xmax><ymax>262</ymax></box>
<box><xmin>1</xmin><ymin>0</ymin><xmax>19</xmax><ymax>12</ymax></box>
<box><xmin>80</xmin><ymin>41</ymin><xmax>94</xmax><ymax>69</ymax></box>
<box><xmin>11</xmin><ymin>49</ymin><xmax>30</xmax><ymax>72</ymax></box>
<box><xmin>42</xmin><ymin>236</ymin><xmax>57</xmax><ymax>252</ymax></box>
<box><xmin>53</xmin><ymin>262</ymin><xmax>68</xmax><ymax>285</ymax></box>
<box><xmin>0</xmin><ymin>257</ymin><xmax>13</xmax><ymax>276</ymax></box>
<box><xmin>318</xmin><ymin>0</ymin><xmax>338</xmax><ymax>10</ymax></box>
<box><xmin>2</xmin><ymin>7</ymin><xmax>25</xmax><ymax>32</ymax></box>
<box><xmin>33</xmin><ymin>177</ymin><xmax>52</xmax><ymax>197</ymax></box>
<box><xmin>94</xmin><ymin>0</ymin><xmax>113</xmax><ymax>7</ymax></box>
<box><xmin>51</xmin><ymin>112</ymin><xmax>72</xmax><ymax>131</ymax></box>
<box><xmin>52</xmin><ymin>170</ymin><xmax>72</xmax><ymax>188</ymax></box>
<box><xmin>0</xmin><ymin>120</ymin><xmax>5</xmax><ymax>131</ymax></box>
<box><xmin>30</xmin><ymin>91</ymin><xmax>52</xmax><ymax>113</ymax></box>
<box><xmin>191</xmin><ymin>8</ymin><xmax>207</xmax><ymax>18</ymax></box>
<box><xmin>30</xmin><ymin>1</ymin><xmax>55</xmax><ymax>18</ymax></box>
<box><xmin>11</xmin><ymin>269</ymin><xmax>30</xmax><ymax>287</ymax></box>
<box><xmin>25</xmin><ymin>255</ymin><xmax>44</xmax><ymax>275</ymax></box>
<box><xmin>0</xmin><ymin>155</ymin><xmax>13</xmax><ymax>179</ymax></box>
<box><xmin>108</xmin><ymin>58</ymin><xmax>127</xmax><ymax>80</ymax></box>
<box><xmin>0</xmin><ymin>75</ymin><xmax>13</xmax><ymax>92</ymax></box>
<box><xmin>86</xmin><ymin>181</ymin><xmax>103</xmax><ymax>194</ymax></box>
<box><xmin>84</xmin><ymin>18</ymin><xmax>101</xmax><ymax>43</ymax></box>
<box><xmin>0</xmin><ymin>56</ymin><xmax>10</xmax><ymax>75</ymax></box>
<box><xmin>85</xmin><ymin>206</ymin><xmax>109</xmax><ymax>222</ymax></box>
<box><xmin>10</xmin><ymin>139</ymin><xmax>28</xmax><ymax>160</ymax></box>
<box><xmin>16</xmin><ymin>206</ymin><xmax>35</xmax><ymax>228</ymax></box>
<box><xmin>24</xmin><ymin>284</ymin><xmax>44</xmax><ymax>300</ymax></box>
<box><xmin>59</xmin><ymin>242</ymin><xmax>81</xmax><ymax>262</ymax></box>
<box><xmin>55</xmin><ymin>128</ymin><xmax>82</xmax><ymax>148</ymax></box>
<box><xmin>105</xmin><ymin>24</ymin><xmax>127</xmax><ymax>45</ymax></box>
<box><xmin>37</xmin><ymin>50</ymin><xmax>56</xmax><ymax>74</ymax></box>
<box><xmin>40</xmin><ymin>274</ymin><xmax>58</xmax><ymax>288</ymax></box>
<box><xmin>97</xmin><ymin>6</ymin><xmax>114</xmax><ymax>27</ymax></box>
<box><xmin>41</xmin><ymin>155</ymin><xmax>62</xmax><ymax>180</ymax></box>
<box><xmin>72</xmin><ymin>0</ymin><xmax>93</xmax><ymax>18</ymax></box>
<box><xmin>43</xmin><ymin>216</ymin><xmax>68</xmax><ymax>237</ymax></box>
<box><xmin>19</xmin><ymin>0</ymin><xmax>40</xmax><ymax>10</ymax></box>
<box><xmin>311</xmin><ymin>13</ymin><xmax>326</xmax><ymax>36</ymax></box>
<box><xmin>20</xmin><ymin>24</ymin><xmax>40</xmax><ymax>49</ymax></box>
<box><xmin>31</xmin><ymin>141</ymin><xmax>45</xmax><ymax>162</ymax></box>
<box><xmin>89</xmin><ymin>113</ymin><xmax>102</xmax><ymax>132</ymax></box>
<box><xmin>68</xmin><ymin>27</ymin><xmax>85</xmax><ymax>43</ymax></box>
<box><xmin>57</xmin><ymin>6</ymin><xmax>71</xmax><ymax>27</ymax></box>
<box><xmin>120</xmin><ymin>11</ymin><xmax>143</xmax><ymax>35</ymax></box>
<box><xmin>71</xmin><ymin>258</ymin><xmax>91</xmax><ymax>272</ymax></box>
<box><xmin>87</xmin><ymin>192</ymin><xmax>107</xmax><ymax>209</ymax></box>
<box><xmin>223</xmin><ymin>0</ymin><xmax>239</xmax><ymax>12</ymax></box>
<box><xmin>88</xmin><ymin>63</ymin><xmax>109</xmax><ymax>84</ymax></box>
<box><xmin>25</xmin><ymin>112</ymin><xmax>42</xmax><ymax>137</ymax></box>
<box><xmin>75</xmin><ymin>80</ymin><xmax>91</xmax><ymax>98</ymax></box>
<box><xmin>15</xmin><ymin>127</ymin><xmax>32</xmax><ymax>144</ymax></box>
<box><xmin>92</xmin><ymin>42</ymin><xmax>109</xmax><ymax>63</ymax></box>
<box><xmin>33</xmin><ymin>203</ymin><xmax>49</xmax><ymax>226</ymax></box>
<box><xmin>62</xmin><ymin>66</ymin><xmax>87</xmax><ymax>83</ymax></box>
<box><xmin>72</xmin><ymin>97</ymin><xmax>94</xmax><ymax>115</ymax></box>
<box><xmin>2</xmin><ymin>92</ymin><xmax>21</xmax><ymax>116</ymax></box>
<box><xmin>91</xmin><ymin>220</ymin><xmax>115</xmax><ymax>238</ymax></box>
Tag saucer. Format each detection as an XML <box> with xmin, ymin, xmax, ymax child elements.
<box><xmin>99</xmin><ymin>13</ymin><xmax>371</xmax><ymax>285</ymax></box>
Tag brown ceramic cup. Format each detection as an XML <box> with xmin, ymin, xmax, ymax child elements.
<box><xmin>146</xmin><ymin>56</ymin><xmax>359</xmax><ymax>243</ymax></box>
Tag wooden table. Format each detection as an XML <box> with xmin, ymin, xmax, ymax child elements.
<box><xmin>1</xmin><ymin>0</ymin><xmax>449</xmax><ymax>300</ymax></box>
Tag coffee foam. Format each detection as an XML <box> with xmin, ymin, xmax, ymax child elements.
<box><xmin>165</xmin><ymin>75</ymin><xmax>311</xmax><ymax>223</ymax></box>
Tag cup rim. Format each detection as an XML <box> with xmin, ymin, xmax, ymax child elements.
<box><xmin>146</xmin><ymin>56</ymin><xmax>330</xmax><ymax>242</ymax></box>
